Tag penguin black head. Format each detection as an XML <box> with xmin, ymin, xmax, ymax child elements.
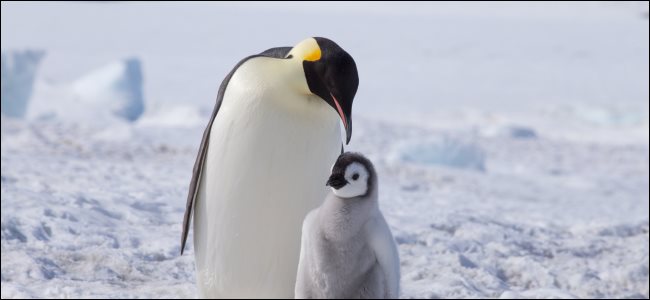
<box><xmin>326</xmin><ymin>152</ymin><xmax>375</xmax><ymax>198</ymax></box>
<box><xmin>287</xmin><ymin>37</ymin><xmax>358</xmax><ymax>144</ymax></box>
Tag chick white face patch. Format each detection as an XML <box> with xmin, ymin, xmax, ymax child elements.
<box><xmin>332</xmin><ymin>162</ymin><xmax>369</xmax><ymax>198</ymax></box>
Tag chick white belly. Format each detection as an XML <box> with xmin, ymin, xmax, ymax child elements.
<box><xmin>193</xmin><ymin>91</ymin><xmax>341</xmax><ymax>298</ymax></box>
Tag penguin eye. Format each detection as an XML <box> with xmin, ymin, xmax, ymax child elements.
<box><xmin>352</xmin><ymin>173</ymin><xmax>359</xmax><ymax>181</ymax></box>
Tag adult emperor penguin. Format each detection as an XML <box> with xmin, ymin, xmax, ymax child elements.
<box><xmin>295</xmin><ymin>152</ymin><xmax>400</xmax><ymax>299</ymax></box>
<box><xmin>180</xmin><ymin>37</ymin><xmax>359</xmax><ymax>298</ymax></box>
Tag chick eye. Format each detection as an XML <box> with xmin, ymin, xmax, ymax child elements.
<box><xmin>352</xmin><ymin>173</ymin><xmax>359</xmax><ymax>181</ymax></box>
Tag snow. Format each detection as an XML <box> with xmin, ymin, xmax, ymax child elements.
<box><xmin>71</xmin><ymin>58</ymin><xmax>145</xmax><ymax>122</ymax></box>
<box><xmin>138</xmin><ymin>104</ymin><xmax>206</xmax><ymax>128</ymax></box>
<box><xmin>1</xmin><ymin>50</ymin><xmax>44</xmax><ymax>118</ymax></box>
<box><xmin>1</xmin><ymin>2</ymin><xmax>648</xmax><ymax>299</ymax></box>
<box><xmin>394</xmin><ymin>136</ymin><xmax>487</xmax><ymax>172</ymax></box>
<box><xmin>25</xmin><ymin>58</ymin><xmax>145</xmax><ymax>123</ymax></box>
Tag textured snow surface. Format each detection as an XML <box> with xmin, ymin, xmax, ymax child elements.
<box><xmin>1</xmin><ymin>117</ymin><xmax>648</xmax><ymax>298</ymax></box>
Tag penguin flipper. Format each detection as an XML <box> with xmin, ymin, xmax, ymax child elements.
<box><xmin>365</xmin><ymin>215</ymin><xmax>401</xmax><ymax>298</ymax></box>
<box><xmin>180</xmin><ymin>46</ymin><xmax>292</xmax><ymax>255</ymax></box>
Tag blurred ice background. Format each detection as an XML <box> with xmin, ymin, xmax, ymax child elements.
<box><xmin>1</xmin><ymin>1</ymin><xmax>648</xmax><ymax>298</ymax></box>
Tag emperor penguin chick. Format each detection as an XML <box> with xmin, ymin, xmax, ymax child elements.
<box><xmin>295</xmin><ymin>152</ymin><xmax>400</xmax><ymax>299</ymax></box>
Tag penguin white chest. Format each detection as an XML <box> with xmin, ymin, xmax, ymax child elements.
<box><xmin>193</xmin><ymin>59</ymin><xmax>342</xmax><ymax>298</ymax></box>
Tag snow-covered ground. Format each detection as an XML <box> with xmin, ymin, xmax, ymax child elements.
<box><xmin>1</xmin><ymin>2</ymin><xmax>648</xmax><ymax>298</ymax></box>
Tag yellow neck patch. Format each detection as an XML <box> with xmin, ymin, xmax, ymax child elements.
<box><xmin>304</xmin><ymin>48</ymin><xmax>321</xmax><ymax>62</ymax></box>
<box><xmin>289</xmin><ymin>38</ymin><xmax>322</xmax><ymax>62</ymax></box>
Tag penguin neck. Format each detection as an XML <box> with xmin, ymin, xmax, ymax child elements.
<box><xmin>319</xmin><ymin>189</ymin><xmax>378</xmax><ymax>242</ymax></box>
<box><xmin>231</xmin><ymin>56</ymin><xmax>339</xmax><ymax>125</ymax></box>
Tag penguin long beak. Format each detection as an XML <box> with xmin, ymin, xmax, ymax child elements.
<box><xmin>330</xmin><ymin>93</ymin><xmax>352</xmax><ymax>144</ymax></box>
<box><xmin>303</xmin><ymin>72</ymin><xmax>354</xmax><ymax>145</ymax></box>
